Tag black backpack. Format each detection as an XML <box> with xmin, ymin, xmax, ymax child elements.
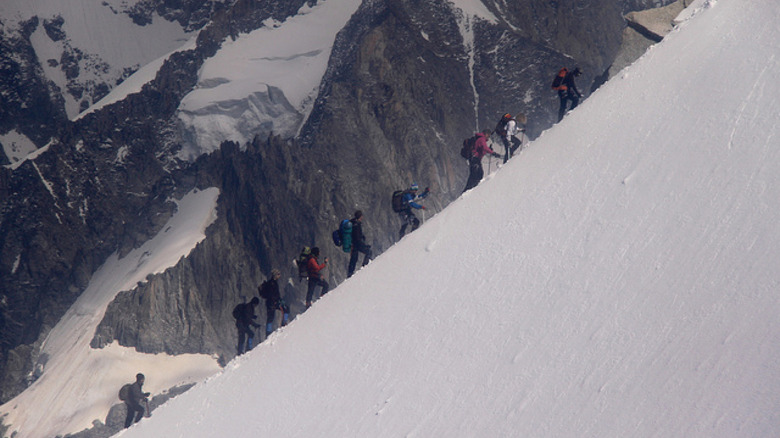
<box><xmin>494</xmin><ymin>114</ymin><xmax>512</xmax><ymax>137</ymax></box>
<box><xmin>294</xmin><ymin>247</ymin><xmax>312</xmax><ymax>281</ymax></box>
<box><xmin>258</xmin><ymin>280</ymin><xmax>273</xmax><ymax>300</ymax></box>
<box><xmin>391</xmin><ymin>190</ymin><xmax>407</xmax><ymax>212</ymax></box>
<box><xmin>232</xmin><ymin>303</ymin><xmax>243</xmax><ymax>320</ymax></box>
<box><xmin>118</xmin><ymin>383</ymin><xmax>132</xmax><ymax>401</ymax></box>
<box><xmin>460</xmin><ymin>135</ymin><xmax>478</xmax><ymax>160</ymax></box>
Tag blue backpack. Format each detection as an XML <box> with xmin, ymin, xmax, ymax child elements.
<box><xmin>331</xmin><ymin>229</ymin><xmax>342</xmax><ymax>247</ymax></box>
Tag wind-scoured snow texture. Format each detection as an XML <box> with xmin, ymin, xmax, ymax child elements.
<box><xmin>115</xmin><ymin>0</ymin><xmax>779</xmax><ymax>437</ymax></box>
<box><xmin>673</xmin><ymin>0</ymin><xmax>714</xmax><ymax>23</ymax></box>
<box><xmin>0</xmin><ymin>0</ymin><xmax>194</xmax><ymax>119</ymax></box>
<box><xmin>0</xmin><ymin>188</ymin><xmax>222</xmax><ymax>438</ymax></box>
<box><xmin>176</xmin><ymin>0</ymin><xmax>363</xmax><ymax>160</ymax></box>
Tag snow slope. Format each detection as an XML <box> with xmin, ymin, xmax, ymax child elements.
<box><xmin>176</xmin><ymin>0</ymin><xmax>362</xmax><ymax>160</ymax></box>
<box><xmin>0</xmin><ymin>189</ymin><xmax>223</xmax><ymax>437</ymax></box>
<box><xmin>106</xmin><ymin>0</ymin><xmax>778</xmax><ymax>437</ymax></box>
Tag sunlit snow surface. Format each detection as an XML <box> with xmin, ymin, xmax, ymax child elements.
<box><xmin>116</xmin><ymin>0</ymin><xmax>778</xmax><ymax>437</ymax></box>
<box><xmin>2</xmin><ymin>0</ymin><xmax>779</xmax><ymax>436</ymax></box>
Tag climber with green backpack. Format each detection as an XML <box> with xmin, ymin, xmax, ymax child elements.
<box><xmin>332</xmin><ymin>218</ymin><xmax>353</xmax><ymax>252</ymax></box>
<box><xmin>347</xmin><ymin>210</ymin><xmax>371</xmax><ymax>278</ymax></box>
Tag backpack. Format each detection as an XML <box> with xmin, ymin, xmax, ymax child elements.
<box><xmin>551</xmin><ymin>67</ymin><xmax>568</xmax><ymax>90</ymax></box>
<box><xmin>118</xmin><ymin>383</ymin><xmax>132</xmax><ymax>401</ymax></box>
<box><xmin>331</xmin><ymin>228</ymin><xmax>342</xmax><ymax>247</ymax></box>
<box><xmin>391</xmin><ymin>190</ymin><xmax>407</xmax><ymax>212</ymax></box>
<box><xmin>460</xmin><ymin>135</ymin><xmax>478</xmax><ymax>160</ymax></box>
<box><xmin>340</xmin><ymin>219</ymin><xmax>352</xmax><ymax>253</ymax></box>
<box><xmin>494</xmin><ymin>114</ymin><xmax>513</xmax><ymax>138</ymax></box>
<box><xmin>258</xmin><ymin>280</ymin><xmax>273</xmax><ymax>300</ymax></box>
<box><xmin>232</xmin><ymin>303</ymin><xmax>243</xmax><ymax>320</ymax></box>
<box><xmin>295</xmin><ymin>247</ymin><xmax>312</xmax><ymax>280</ymax></box>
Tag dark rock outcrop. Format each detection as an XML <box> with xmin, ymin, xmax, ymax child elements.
<box><xmin>610</xmin><ymin>0</ymin><xmax>689</xmax><ymax>78</ymax></box>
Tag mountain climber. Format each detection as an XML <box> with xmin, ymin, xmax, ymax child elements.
<box><xmin>124</xmin><ymin>373</ymin><xmax>150</xmax><ymax>429</ymax></box>
<box><xmin>306</xmin><ymin>247</ymin><xmax>329</xmax><ymax>308</ymax></box>
<box><xmin>494</xmin><ymin>113</ymin><xmax>525</xmax><ymax>162</ymax></box>
<box><xmin>260</xmin><ymin>269</ymin><xmax>289</xmax><ymax>338</ymax></box>
<box><xmin>462</xmin><ymin>129</ymin><xmax>501</xmax><ymax>193</ymax></box>
<box><xmin>554</xmin><ymin>67</ymin><xmax>583</xmax><ymax>121</ymax></box>
<box><xmin>233</xmin><ymin>297</ymin><xmax>261</xmax><ymax>355</ymax></box>
<box><xmin>347</xmin><ymin>210</ymin><xmax>372</xmax><ymax>278</ymax></box>
<box><xmin>399</xmin><ymin>183</ymin><xmax>430</xmax><ymax>239</ymax></box>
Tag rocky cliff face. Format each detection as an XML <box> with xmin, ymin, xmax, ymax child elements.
<box><xmin>610</xmin><ymin>0</ymin><xmax>690</xmax><ymax>77</ymax></box>
<box><xmin>0</xmin><ymin>16</ymin><xmax>68</xmax><ymax>159</ymax></box>
<box><xmin>0</xmin><ymin>0</ymin><xmax>675</xmax><ymax>406</ymax></box>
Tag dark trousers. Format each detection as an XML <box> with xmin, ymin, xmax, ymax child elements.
<box><xmin>265</xmin><ymin>301</ymin><xmax>290</xmax><ymax>336</ymax></box>
<box><xmin>500</xmin><ymin>136</ymin><xmax>523</xmax><ymax>163</ymax></box>
<box><xmin>236</xmin><ymin>322</ymin><xmax>254</xmax><ymax>354</ymax></box>
<box><xmin>124</xmin><ymin>402</ymin><xmax>144</xmax><ymax>428</ymax></box>
<box><xmin>558</xmin><ymin>89</ymin><xmax>580</xmax><ymax>121</ymax></box>
<box><xmin>399</xmin><ymin>211</ymin><xmax>420</xmax><ymax>239</ymax></box>
<box><xmin>463</xmin><ymin>158</ymin><xmax>484</xmax><ymax>193</ymax></box>
<box><xmin>306</xmin><ymin>277</ymin><xmax>329</xmax><ymax>305</ymax></box>
<box><xmin>347</xmin><ymin>242</ymin><xmax>372</xmax><ymax>277</ymax></box>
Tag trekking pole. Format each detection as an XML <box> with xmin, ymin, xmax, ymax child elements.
<box><xmin>487</xmin><ymin>142</ymin><xmax>494</xmax><ymax>173</ymax></box>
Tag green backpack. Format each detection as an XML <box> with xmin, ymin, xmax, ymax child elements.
<box><xmin>340</xmin><ymin>219</ymin><xmax>352</xmax><ymax>253</ymax></box>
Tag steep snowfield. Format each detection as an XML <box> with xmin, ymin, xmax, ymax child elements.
<box><xmin>108</xmin><ymin>0</ymin><xmax>777</xmax><ymax>437</ymax></box>
<box><xmin>176</xmin><ymin>0</ymin><xmax>362</xmax><ymax>160</ymax></box>
<box><xmin>0</xmin><ymin>189</ymin><xmax>223</xmax><ymax>437</ymax></box>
